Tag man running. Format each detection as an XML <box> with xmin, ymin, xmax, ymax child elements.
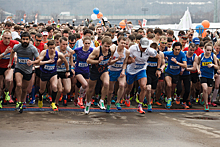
<box><xmin>8</xmin><ymin>32</ymin><xmax>40</xmax><ymax>113</ymax></box>
<box><xmin>106</xmin><ymin>36</ymin><xmax>130</xmax><ymax>113</ymax></box>
<box><xmin>84</xmin><ymin>36</ymin><xmax>117</xmax><ymax>114</ymax></box>
<box><xmin>125</xmin><ymin>37</ymin><xmax>161</xmax><ymax>114</ymax></box>
<box><xmin>38</xmin><ymin>40</ymin><xmax>70</xmax><ymax>111</ymax></box>
<box><xmin>0</xmin><ymin>30</ymin><xmax>19</xmax><ymax>108</ymax></box>
<box><xmin>163</xmin><ymin>42</ymin><xmax>187</xmax><ymax>109</ymax></box>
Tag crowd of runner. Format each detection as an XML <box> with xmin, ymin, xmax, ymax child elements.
<box><xmin>0</xmin><ymin>17</ymin><xmax>220</xmax><ymax>114</ymax></box>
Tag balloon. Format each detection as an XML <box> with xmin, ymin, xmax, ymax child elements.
<box><xmin>202</xmin><ymin>30</ymin><xmax>207</xmax><ymax>38</ymax></box>
<box><xmin>93</xmin><ymin>8</ymin><xmax>99</xmax><ymax>15</ymax></box>
<box><xmin>201</xmin><ymin>20</ymin><xmax>210</xmax><ymax>29</ymax></box>
<box><xmin>91</xmin><ymin>14</ymin><xmax>97</xmax><ymax>20</ymax></box>
<box><xmin>195</xmin><ymin>25</ymin><xmax>204</xmax><ymax>34</ymax></box>
<box><xmin>21</xmin><ymin>19</ymin><xmax>23</xmax><ymax>21</ymax></box>
<box><xmin>119</xmin><ymin>21</ymin><xmax>126</xmax><ymax>29</ymax></box>
<box><xmin>99</xmin><ymin>20</ymin><xmax>102</xmax><ymax>23</ymax></box>
<box><xmin>97</xmin><ymin>12</ymin><xmax>103</xmax><ymax>19</ymax></box>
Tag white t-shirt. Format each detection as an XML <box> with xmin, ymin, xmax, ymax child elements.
<box><xmin>127</xmin><ymin>44</ymin><xmax>157</xmax><ymax>75</ymax></box>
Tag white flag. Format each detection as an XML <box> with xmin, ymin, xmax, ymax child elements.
<box><xmin>142</xmin><ymin>19</ymin><xmax>147</xmax><ymax>27</ymax></box>
<box><xmin>177</xmin><ymin>7</ymin><xmax>192</xmax><ymax>30</ymax></box>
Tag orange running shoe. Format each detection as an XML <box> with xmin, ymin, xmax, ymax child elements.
<box><xmin>150</xmin><ymin>99</ymin><xmax>153</xmax><ymax>105</ymax></box>
<box><xmin>48</xmin><ymin>96</ymin><xmax>52</xmax><ymax>103</ymax></box>
<box><xmin>125</xmin><ymin>99</ymin><xmax>130</xmax><ymax>107</ymax></box>
<box><xmin>181</xmin><ymin>102</ymin><xmax>189</xmax><ymax>109</ymax></box>
<box><xmin>176</xmin><ymin>97</ymin><xmax>180</xmax><ymax>105</ymax></box>
<box><xmin>77</xmin><ymin>97</ymin><xmax>85</xmax><ymax>109</ymax></box>
<box><xmin>154</xmin><ymin>101</ymin><xmax>162</xmax><ymax>106</ymax></box>
<box><xmin>137</xmin><ymin>106</ymin><xmax>145</xmax><ymax>114</ymax></box>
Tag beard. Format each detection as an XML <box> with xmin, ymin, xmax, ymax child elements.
<box><xmin>22</xmin><ymin>42</ymin><xmax>29</xmax><ymax>48</ymax></box>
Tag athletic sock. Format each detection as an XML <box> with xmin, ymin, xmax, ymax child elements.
<box><xmin>39</xmin><ymin>92</ymin><xmax>43</xmax><ymax>101</ymax></box>
<box><xmin>213</xmin><ymin>89</ymin><xmax>219</xmax><ymax>102</ymax></box>
<box><xmin>52</xmin><ymin>91</ymin><xmax>57</xmax><ymax>102</ymax></box>
<box><xmin>138</xmin><ymin>103</ymin><xmax>142</xmax><ymax>108</ymax></box>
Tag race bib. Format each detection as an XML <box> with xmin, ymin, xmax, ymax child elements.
<box><xmin>18</xmin><ymin>57</ymin><xmax>29</xmax><ymax>64</ymax></box>
<box><xmin>112</xmin><ymin>62</ymin><xmax>123</xmax><ymax>68</ymax></box>
<box><xmin>78</xmin><ymin>61</ymin><xmax>88</xmax><ymax>67</ymax></box>
<box><xmin>44</xmin><ymin>64</ymin><xmax>55</xmax><ymax>71</ymax></box>
<box><xmin>148</xmin><ymin>62</ymin><xmax>157</xmax><ymax>67</ymax></box>
<box><xmin>170</xmin><ymin>65</ymin><xmax>180</xmax><ymax>69</ymax></box>
<box><xmin>2</xmin><ymin>53</ymin><xmax>10</xmax><ymax>59</ymax></box>
<box><xmin>202</xmin><ymin>62</ymin><xmax>212</xmax><ymax>66</ymax></box>
<box><xmin>134</xmin><ymin>63</ymin><xmax>145</xmax><ymax>69</ymax></box>
<box><xmin>57</xmin><ymin>63</ymin><xmax>66</xmax><ymax>70</ymax></box>
<box><xmin>99</xmin><ymin>59</ymin><xmax>109</xmax><ymax>65</ymax></box>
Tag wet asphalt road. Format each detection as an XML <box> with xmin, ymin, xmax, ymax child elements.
<box><xmin>1</xmin><ymin>111</ymin><xmax>220</xmax><ymax>147</ymax></box>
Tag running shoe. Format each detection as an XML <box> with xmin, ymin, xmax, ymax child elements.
<box><xmin>196</xmin><ymin>97</ymin><xmax>199</xmax><ymax>103</ymax></box>
<box><xmin>166</xmin><ymin>98</ymin><xmax>172</xmax><ymax>108</ymax></box>
<box><xmin>51</xmin><ymin>102</ymin><xmax>59</xmax><ymax>111</ymax></box>
<box><xmin>38</xmin><ymin>100</ymin><xmax>43</xmax><ymax>108</ymax></box>
<box><xmin>211</xmin><ymin>102</ymin><xmax>217</xmax><ymax>107</ymax></box>
<box><xmin>147</xmin><ymin>104</ymin><xmax>152</xmax><ymax>112</ymax></box>
<box><xmin>176</xmin><ymin>96</ymin><xmax>180</xmax><ymax>105</ymax></box>
<box><xmin>181</xmin><ymin>102</ymin><xmax>189</xmax><ymax>109</ymax></box>
<box><xmin>18</xmin><ymin>103</ymin><xmax>23</xmax><ymax>113</ymax></box>
<box><xmin>106</xmin><ymin>105</ymin><xmax>111</xmax><ymax>113</ymax></box>
<box><xmin>9</xmin><ymin>96</ymin><xmax>14</xmax><ymax>103</ymax></box>
<box><xmin>204</xmin><ymin>104</ymin><xmax>209</xmax><ymax>112</ymax></box>
<box><xmin>23</xmin><ymin>102</ymin><xmax>26</xmax><ymax>109</ymax></box>
<box><xmin>77</xmin><ymin>97</ymin><xmax>85</xmax><ymax>109</ymax></box>
<box><xmin>62</xmin><ymin>96</ymin><xmax>67</xmax><ymax>106</ymax></box>
<box><xmin>98</xmin><ymin>99</ymin><xmax>106</xmax><ymax>110</ymax></box>
<box><xmin>111</xmin><ymin>99</ymin><xmax>115</xmax><ymax>103</ymax></box>
<box><xmin>29</xmin><ymin>99</ymin><xmax>35</xmax><ymax>105</ymax></box>
<box><xmin>137</xmin><ymin>106</ymin><xmax>145</xmax><ymax>114</ymax></box>
<box><xmin>187</xmin><ymin>101</ymin><xmax>192</xmax><ymax>108</ymax></box>
<box><xmin>200</xmin><ymin>99</ymin><xmax>205</xmax><ymax>105</ymax></box>
<box><xmin>84</xmin><ymin>102</ymin><xmax>91</xmax><ymax>115</ymax></box>
<box><xmin>150</xmin><ymin>99</ymin><xmax>153</xmax><ymax>105</ymax></box>
<box><xmin>4</xmin><ymin>91</ymin><xmax>10</xmax><ymax>101</ymax></box>
<box><xmin>15</xmin><ymin>102</ymin><xmax>19</xmax><ymax>110</ymax></box>
<box><xmin>74</xmin><ymin>99</ymin><xmax>78</xmax><ymax>106</ymax></box>
<box><xmin>125</xmin><ymin>99</ymin><xmax>130</xmax><ymax>107</ymax></box>
<box><xmin>115</xmin><ymin>102</ymin><xmax>122</xmax><ymax>110</ymax></box>
<box><xmin>48</xmin><ymin>96</ymin><xmax>52</xmax><ymax>103</ymax></box>
<box><xmin>0</xmin><ymin>100</ymin><xmax>2</xmax><ymax>109</ymax></box>
<box><xmin>154</xmin><ymin>101</ymin><xmax>162</xmax><ymax>106</ymax></box>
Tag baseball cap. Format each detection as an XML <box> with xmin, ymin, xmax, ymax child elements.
<box><xmin>193</xmin><ymin>37</ymin><xmax>200</xmax><ymax>45</ymax></box>
<box><xmin>42</xmin><ymin>31</ymin><xmax>48</xmax><ymax>36</ymax></box>
<box><xmin>140</xmin><ymin>38</ymin><xmax>150</xmax><ymax>48</ymax></box>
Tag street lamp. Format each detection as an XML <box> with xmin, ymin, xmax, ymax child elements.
<box><xmin>141</xmin><ymin>7</ymin><xmax>148</xmax><ymax>15</ymax></box>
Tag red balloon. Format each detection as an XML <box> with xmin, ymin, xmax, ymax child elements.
<box><xmin>119</xmin><ymin>21</ymin><xmax>126</xmax><ymax>29</ymax></box>
<box><xmin>201</xmin><ymin>20</ymin><xmax>210</xmax><ymax>29</ymax></box>
<box><xmin>97</xmin><ymin>12</ymin><xmax>103</xmax><ymax>19</ymax></box>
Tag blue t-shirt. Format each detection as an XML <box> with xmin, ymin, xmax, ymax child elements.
<box><xmin>74</xmin><ymin>47</ymin><xmax>93</xmax><ymax>74</ymax></box>
<box><xmin>200</xmin><ymin>52</ymin><xmax>214</xmax><ymax>79</ymax></box>
<box><xmin>164</xmin><ymin>51</ymin><xmax>187</xmax><ymax>75</ymax></box>
<box><xmin>182</xmin><ymin>51</ymin><xmax>196</xmax><ymax>76</ymax></box>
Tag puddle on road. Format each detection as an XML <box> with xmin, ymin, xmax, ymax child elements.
<box><xmin>185</xmin><ymin>117</ymin><xmax>219</xmax><ymax>120</ymax></box>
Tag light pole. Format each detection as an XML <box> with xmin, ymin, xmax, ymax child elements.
<box><xmin>141</xmin><ymin>7</ymin><xmax>148</xmax><ymax>15</ymax></box>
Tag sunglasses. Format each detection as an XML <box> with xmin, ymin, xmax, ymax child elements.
<box><xmin>161</xmin><ymin>42</ymin><xmax>167</xmax><ymax>44</ymax></box>
<box><xmin>189</xmin><ymin>34</ymin><xmax>193</xmax><ymax>36</ymax></box>
<box><xmin>69</xmin><ymin>42</ymin><xmax>76</xmax><ymax>45</ymax></box>
<box><xmin>85</xmin><ymin>43</ymin><xmax>90</xmax><ymax>45</ymax></box>
<box><xmin>36</xmin><ymin>39</ymin><xmax>42</xmax><ymax>42</ymax></box>
<box><xmin>174</xmin><ymin>49</ymin><xmax>181</xmax><ymax>51</ymax></box>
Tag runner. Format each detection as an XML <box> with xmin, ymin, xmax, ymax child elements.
<box><xmin>106</xmin><ymin>36</ymin><xmax>130</xmax><ymax>113</ymax></box>
<box><xmin>8</xmin><ymin>32</ymin><xmax>40</xmax><ymax>113</ymax></box>
<box><xmin>28</xmin><ymin>33</ymin><xmax>47</xmax><ymax>105</ymax></box>
<box><xmin>176</xmin><ymin>43</ymin><xmax>198</xmax><ymax>109</ymax></box>
<box><xmin>125</xmin><ymin>37</ymin><xmax>161</xmax><ymax>114</ymax></box>
<box><xmin>196</xmin><ymin>43</ymin><xmax>219</xmax><ymax>111</ymax></box>
<box><xmin>55</xmin><ymin>37</ymin><xmax>75</xmax><ymax>107</ymax></box>
<box><xmin>75</xmin><ymin>29</ymin><xmax>95</xmax><ymax>48</ymax></box>
<box><xmin>146</xmin><ymin>42</ymin><xmax>165</xmax><ymax>112</ymax></box>
<box><xmin>84</xmin><ymin>36</ymin><xmax>116</xmax><ymax>114</ymax></box>
<box><xmin>71</xmin><ymin>37</ymin><xmax>93</xmax><ymax>109</ymax></box>
<box><xmin>0</xmin><ymin>30</ymin><xmax>19</xmax><ymax>108</ymax></box>
<box><xmin>163</xmin><ymin>42</ymin><xmax>187</xmax><ymax>109</ymax></box>
<box><xmin>38</xmin><ymin>40</ymin><xmax>70</xmax><ymax>111</ymax></box>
